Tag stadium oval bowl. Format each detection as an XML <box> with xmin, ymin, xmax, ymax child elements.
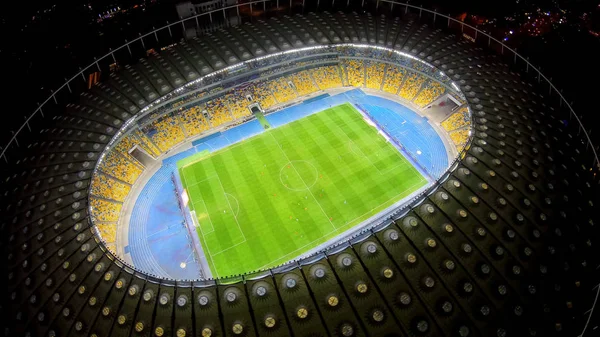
<box><xmin>2</xmin><ymin>5</ymin><xmax>599</xmax><ymax>337</ymax></box>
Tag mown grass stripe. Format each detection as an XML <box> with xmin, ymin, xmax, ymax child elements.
<box><xmin>178</xmin><ymin>103</ymin><xmax>427</xmax><ymax>277</ymax></box>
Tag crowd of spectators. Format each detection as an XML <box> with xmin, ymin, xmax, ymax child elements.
<box><xmin>291</xmin><ymin>70</ymin><xmax>319</xmax><ymax>95</ymax></box>
<box><xmin>267</xmin><ymin>77</ymin><xmax>297</xmax><ymax>103</ymax></box>
<box><xmin>205</xmin><ymin>96</ymin><xmax>234</xmax><ymax>127</ymax></box>
<box><xmin>114</xmin><ymin>133</ymin><xmax>159</xmax><ymax>160</ymax></box>
<box><xmin>449</xmin><ymin>129</ymin><xmax>470</xmax><ymax>150</ymax></box>
<box><xmin>311</xmin><ymin>66</ymin><xmax>343</xmax><ymax>90</ymax></box>
<box><xmin>365</xmin><ymin>61</ymin><xmax>385</xmax><ymax>90</ymax></box>
<box><xmin>98</xmin><ymin>151</ymin><xmax>144</xmax><ymax>185</ymax></box>
<box><xmin>249</xmin><ymin>81</ymin><xmax>277</xmax><ymax>109</ymax></box>
<box><xmin>90</xmin><ymin>173</ymin><xmax>132</xmax><ymax>202</ymax></box>
<box><xmin>90</xmin><ymin>197</ymin><xmax>123</xmax><ymax>222</ymax></box>
<box><xmin>441</xmin><ymin>106</ymin><xmax>470</xmax><ymax>132</ymax></box>
<box><xmin>145</xmin><ymin>114</ymin><xmax>187</xmax><ymax>152</ymax></box>
<box><xmin>95</xmin><ymin>223</ymin><xmax>117</xmax><ymax>246</ymax></box>
<box><xmin>398</xmin><ymin>71</ymin><xmax>425</xmax><ymax>100</ymax></box>
<box><xmin>344</xmin><ymin>59</ymin><xmax>365</xmax><ymax>87</ymax></box>
<box><xmin>413</xmin><ymin>80</ymin><xmax>446</xmax><ymax>107</ymax></box>
<box><xmin>180</xmin><ymin>106</ymin><xmax>211</xmax><ymax>137</ymax></box>
<box><xmin>134</xmin><ymin>130</ymin><xmax>162</xmax><ymax>157</ymax></box>
<box><xmin>382</xmin><ymin>65</ymin><xmax>406</xmax><ymax>94</ymax></box>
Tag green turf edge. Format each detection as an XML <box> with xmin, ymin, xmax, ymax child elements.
<box><xmin>176</xmin><ymin>150</ymin><xmax>210</xmax><ymax>169</ymax></box>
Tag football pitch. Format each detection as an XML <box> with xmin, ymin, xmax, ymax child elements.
<box><xmin>178</xmin><ymin>103</ymin><xmax>428</xmax><ymax>277</ymax></box>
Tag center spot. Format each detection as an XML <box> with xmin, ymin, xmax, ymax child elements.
<box><xmin>279</xmin><ymin>160</ymin><xmax>319</xmax><ymax>191</ymax></box>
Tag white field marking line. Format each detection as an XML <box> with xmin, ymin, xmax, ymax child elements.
<box><xmin>256</xmin><ymin>227</ymin><xmax>339</xmax><ymax>271</ymax></box>
<box><xmin>339</xmin><ymin>107</ymin><xmax>425</xmax><ymax>179</ymax></box>
<box><xmin>329</xmin><ymin>108</ymin><xmax>393</xmax><ymax>174</ymax></box>
<box><xmin>268</xmin><ymin>131</ymin><xmax>337</xmax><ymax>232</ymax></box>
<box><xmin>184</xmin><ymin>250</ymin><xmax>195</xmax><ymax>264</ymax></box>
<box><xmin>338</xmin><ymin>178</ymin><xmax>427</xmax><ymax>230</ymax></box>
<box><xmin>185</xmin><ymin>174</ymin><xmax>219</xmax><ymax>189</ymax></box>
<box><xmin>347</xmin><ymin>139</ymin><xmax>400</xmax><ymax>175</ymax></box>
<box><xmin>146</xmin><ymin>225</ymin><xmax>175</xmax><ymax>238</ymax></box>
<box><xmin>214</xmin><ymin>172</ymin><xmax>247</xmax><ymax>241</ymax></box>
<box><xmin>254</xmin><ymin>114</ymin><xmax>428</xmax><ymax>271</ymax></box>
<box><xmin>279</xmin><ymin>160</ymin><xmax>319</xmax><ymax>192</ymax></box>
<box><xmin>181</xmin><ymin>170</ymin><xmax>219</xmax><ymax>279</ymax></box>
<box><xmin>376</xmin><ymin>160</ymin><xmax>411</xmax><ymax>176</ymax></box>
<box><xmin>181</xmin><ymin>170</ymin><xmax>215</xmax><ymax>235</ymax></box>
<box><xmin>192</xmin><ymin>199</ymin><xmax>215</xmax><ymax>234</ymax></box>
<box><xmin>347</xmin><ymin>140</ymin><xmax>382</xmax><ymax>174</ymax></box>
<box><xmin>183</xmin><ymin>135</ymin><xmax>258</xmax><ymax>170</ymax></box>
<box><xmin>224</xmin><ymin>193</ymin><xmax>240</xmax><ymax>218</ymax></box>
<box><xmin>211</xmin><ymin>238</ymin><xmax>248</xmax><ymax>256</ymax></box>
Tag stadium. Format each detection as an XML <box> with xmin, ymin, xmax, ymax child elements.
<box><xmin>2</xmin><ymin>2</ymin><xmax>600</xmax><ymax>337</ymax></box>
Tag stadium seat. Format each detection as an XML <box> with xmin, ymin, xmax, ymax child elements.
<box><xmin>398</xmin><ymin>71</ymin><xmax>425</xmax><ymax>101</ymax></box>
<box><xmin>413</xmin><ymin>79</ymin><xmax>446</xmax><ymax>107</ymax></box>
<box><xmin>90</xmin><ymin>197</ymin><xmax>123</xmax><ymax>222</ymax></box>
<box><xmin>290</xmin><ymin>70</ymin><xmax>319</xmax><ymax>96</ymax></box>
<box><xmin>382</xmin><ymin>65</ymin><xmax>406</xmax><ymax>94</ymax></box>
<box><xmin>344</xmin><ymin>59</ymin><xmax>365</xmax><ymax>87</ymax></box>
<box><xmin>311</xmin><ymin>66</ymin><xmax>343</xmax><ymax>90</ymax></box>
<box><xmin>365</xmin><ymin>60</ymin><xmax>385</xmax><ymax>90</ymax></box>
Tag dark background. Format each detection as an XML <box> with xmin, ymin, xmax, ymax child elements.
<box><xmin>1</xmin><ymin>0</ymin><xmax>599</xmax><ymax>147</ymax></box>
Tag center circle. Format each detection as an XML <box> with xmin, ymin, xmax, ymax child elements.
<box><xmin>279</xmin><ymin>160</ymin><xmax>319</xmax><ymax>191</ymax></box>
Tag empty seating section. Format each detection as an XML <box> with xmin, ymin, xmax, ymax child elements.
<box><xmin>98</xmin><ymin>151</ymin><xmax>144</xmax><ymax>184</ymax></box>
<box><xmin>268</xmin><ymin>77</ymin><xmax>297</xmax><ymax>103</ymax></box>
<box><xmin>291</xmin><ymin>70</ymin><xmax>319</xmax><ymax>95</ymax></box>
<box><xmin>441</xmin><ymin>106</ymin><xmax>471</xmax><ymax>132</ymax></box>
<box><xmin>226</xmin><ymin>92</ymin><xmax>250</xmax><ymax>120</ymax></box>
<box><xmin>248</xmin><ymin>81</ymin><xmax>277</xmax><ymax>109</ymax></box>
<box><xmin>382</xmin><ymin>65</ymin><xmax>406</xmax><ymax>94</ymax></box>
<box><xmin>146</xmin><ymin>114</ymin><xmax>186</xmax><ymax>152</ymax></box>
<box><xmin>311</xmin><ymin>66</ymin><xmax>342</xmax><ymax>90</ymax></box>
<box><xmin>180</xmin><ymin>106</ymin><xmax>211</xmax><ymax>137</ymax></box>
<box><xmin>95</xmin><ymin>223</ymin><xmax>117</xmax><ymax>245</ymax></box>
<box><xmin>345</xmin><ymin>59</ymin><xmax>365</xmax><ymax>87</ymax></box>
<box><xmin>398</xmin><ymin>71</ymin><xmax>425</xmax><ymax>101</ymax></box>
<box><xmin>413</xmin><ymin>79</ymin><xmax>445</xmax><ymax>107</ymax></box>
<box><xmin>449</xmin><ymin>129</ymin><xmax>469</xmax><ymax>150</ymax></box>
<box><xmin>206</xmin><ymin>96</ymin><xmax>233</xmax><ymax>127</ymax></box>
<box><xmin>90</xmin><ymin>197</ymin><xmax>123</xmax><ymax>222</ymax></box>
<box><xmin>365</xmin><ymin>61</ymin><xmax>385</xmax><ymax>89</ymax></box>
<box><xmin>90</xmin><ymin>174</ymin><xmax>132</xmax><ymax>202</ymax></box>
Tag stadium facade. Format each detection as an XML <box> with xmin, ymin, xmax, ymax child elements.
<box><xmin>2</xmin><ymin>2</ymin><xmax>599</xmax><ymax>337</ymax></box>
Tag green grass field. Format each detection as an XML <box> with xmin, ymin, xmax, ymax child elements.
<box><xmin>179</xmin><ymin>103</ymin><xmax>427</xmax><ymax>277</ymax></box>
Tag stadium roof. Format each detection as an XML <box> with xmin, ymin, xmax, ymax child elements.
<box><xmin>2</xmin><ymin>8</ymin><xmax>599</xmax><ymax>337</ymax></box>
